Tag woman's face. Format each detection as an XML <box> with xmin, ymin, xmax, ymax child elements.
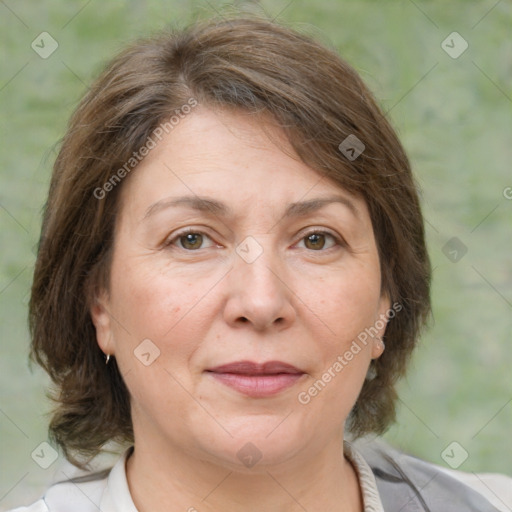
<box><xmin>91</xmin><ymin>107</ymin><xmax>390</xmax><ymax>470</ymax></box>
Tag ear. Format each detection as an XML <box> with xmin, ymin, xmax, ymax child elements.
<box><xmin>90</xmin><ymin>289</ymin><xmax>115</xmax><ymax>356</ymax></box>
<box><xmin>371</xmin><ymin>291</ymin><xmax>391</xmax><ymax>359</ymax></box>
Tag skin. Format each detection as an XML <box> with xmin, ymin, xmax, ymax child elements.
<box><xmin>91</xmin><ymin>107</ymin><xmax>390</xmax><ymax>512</ymax></box>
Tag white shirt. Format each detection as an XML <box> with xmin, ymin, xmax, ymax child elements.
<box><xmin>8</xmin><ymin>443</ymin><xmax>512</xmax><ymax>512</ymax></box>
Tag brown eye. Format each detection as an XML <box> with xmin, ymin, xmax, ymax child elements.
<box><xmin>179</xmin><ymin>232</ymin><xmax>204</xmax><ymax>250</ymax></box>
<box><xmin>304</xmin><ymin>233</ymin><xmax>326</xmax><ymax>250</ymax></box>
<box><xmin>297</xmin><ymin>231</ymin><xmax>339</xmax><ymax>251</ymax></box>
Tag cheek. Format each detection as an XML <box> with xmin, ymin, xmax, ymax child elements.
<box><xmin>295</xmin><ymin>262</ymin><xmax>382</xmax><ymax>412</ymax></box>
<box><xmin>106</xmin><ymin>260</ymin><xmax>217</xmax><ymax>408</ymax></box>
<box><xmin>294</xmin><ymin>271</ymin><xmax>380</xmax><ymax>428</ymax></box>
<box><xmin>305</xmin><ymin>264</ymin><xmax>383</xmax><ymax>343</ymax></box>
<box><xmin>108</xmin><ymin>257</ymin><xmax>218</xmax><ymax>364</ymax></box>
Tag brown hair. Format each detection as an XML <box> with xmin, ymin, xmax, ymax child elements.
<box><xmin>30</xmin><ymin>15</ymin><xmax>431</xmax><ymax>467</ymax></box>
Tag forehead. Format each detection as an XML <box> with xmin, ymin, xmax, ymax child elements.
<box><xmin>117</xmin><ymin>107</ymin><xmax>369</xmax><ymax>222</ymax></box>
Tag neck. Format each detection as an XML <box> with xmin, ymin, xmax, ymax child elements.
<box><xmin>126</xmin><ymin>434</ymin><xmax>363</xmax><ymax>512</ymax></box>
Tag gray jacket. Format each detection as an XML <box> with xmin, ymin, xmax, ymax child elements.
<box><xmin>356</xmin><ymin>441</ymin><xmax>502</xmax><ymax>511</ymax></box>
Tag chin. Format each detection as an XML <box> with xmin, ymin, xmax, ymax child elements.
<box><xmin>195</xmin><ymin>418</ymin><xmax>310</xmax><ymax>472</ymax></box>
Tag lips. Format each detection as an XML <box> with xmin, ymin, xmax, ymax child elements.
<box><xmin>206</xmin><ymin>360</ymin><xmax>305</xmax><ymax>398</ymax></box>
<box><xmin>208</xmin><ymin>360</ymin><xmax>303</xmax><ymax>375</ymax></box>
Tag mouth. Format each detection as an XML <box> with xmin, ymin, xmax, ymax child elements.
<box><xmin>205</xmin><ymin>360</ymin><xmax>305</xmax><ymax>398</ymax></box>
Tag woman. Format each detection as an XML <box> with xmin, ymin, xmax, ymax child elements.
<box><xmin>12</xmin><ymin>16</ymin><xmax>511</xmax><ymax>512</ymax></box>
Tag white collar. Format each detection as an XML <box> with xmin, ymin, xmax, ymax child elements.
<box><xmin>99</xmin><ymin>447</ymin><xmax>137</xmax><ymax>512</ymax></box>
<box><xmin>344</xmin><ymin>441</ymin><xmax>385</xmax><ymax>512</ymax></box>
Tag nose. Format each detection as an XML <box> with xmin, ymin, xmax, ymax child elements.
<box><xmin>222</xmin><ymin>237</ymin><xmax>296</xmax><ymax>332</ymax></box>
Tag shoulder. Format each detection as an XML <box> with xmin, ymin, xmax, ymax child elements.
<box><xmin>7</xmin><ymin>501</ymin><xmax>49</xmax><ymax>512</ymax></box>
<box><xmin>353</xmin><ymin>438</ymin><xmax>512</xmax><ymax>512</ymax></box>
<box><xmin>6</xmin><ymin>470</ymin><xmax>110</xmax><ymax>512</ymax></box>
<box><xmin>6</xmin><ymin>448</ymin><xmax>135</xmax><ymax>512</ymax></box>
<box><xmin>437</xmin><ymin>466</ymin><xmax>512</xmax><ymax>512</ymax></box>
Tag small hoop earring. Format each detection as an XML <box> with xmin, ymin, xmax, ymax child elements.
<box><xmin>105</xmin><ymin>354</ymin><xmax>111</xmax><ymax>365</ymax></box>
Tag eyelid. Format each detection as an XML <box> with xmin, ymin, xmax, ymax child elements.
<box><xmin>295</xmin><ymin>228</ymin><xmax>347</xmax><ymax>250</ymax></box>
<box><xmin>164</xmin><ymin>227</ymin><xmax>219</xmax><ymax>249</ymax></box>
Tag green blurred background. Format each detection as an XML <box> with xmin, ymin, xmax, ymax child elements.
<box><xmin>1</xmin><ymin>0</ymin><xmax>511</xmax><ymax>509</ymax></box>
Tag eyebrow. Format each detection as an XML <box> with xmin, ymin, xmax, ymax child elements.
<box><xmin>285</xmin><ymin>196</ymin><xmax>359</xmax><ymax>219</ymax></box>
<box><xmin>143</xmin><ymin>194</ymin><xmax>359</xmax><ymax>221</ymax></box>
<box><xmin>144</xmin><ymin>196</ymin><xmax>231</xmax><ymax>220</ymax></box>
